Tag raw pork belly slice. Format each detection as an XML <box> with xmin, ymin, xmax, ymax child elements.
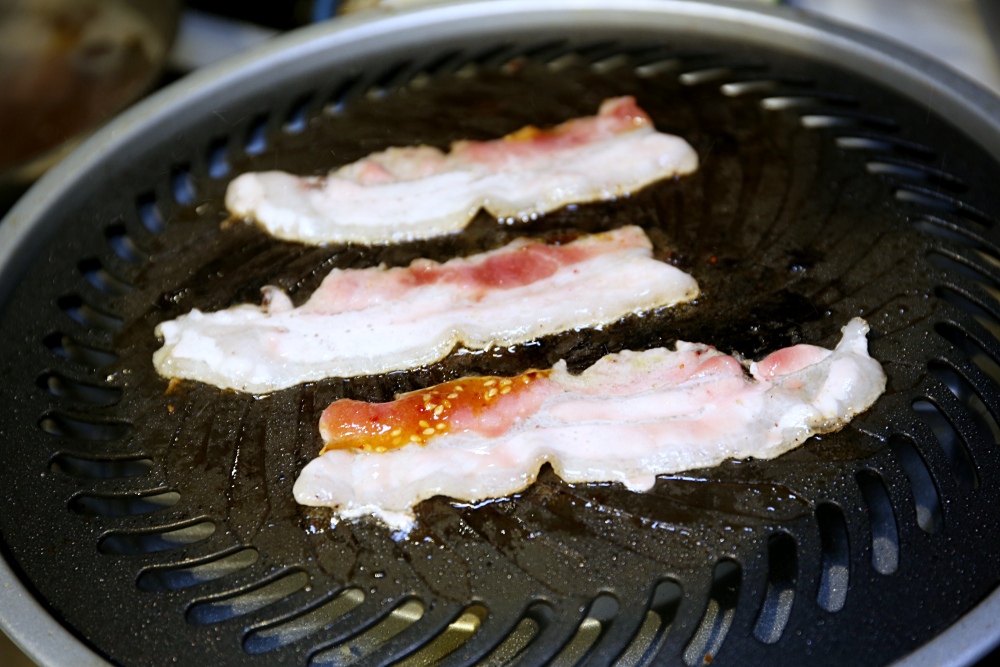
<box><xmin>153</xmin><ymin>226</ymin><xmax>699</xmax><ymax>393</ymax></box>
<box><xmin>293</xmin><ymin>318</ymin><xmax>886</xmax><ymax>530</ymax></box>
<box><xmin>226</xmin><ymin>97</ymin><xmax>699</xmax><ymax>245</ymax></box>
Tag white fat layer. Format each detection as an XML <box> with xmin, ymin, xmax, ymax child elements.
<box><xmin>225</xmin><ymin>126</ymin><xmax>698</xmax><ymax>245</ymax></box>
<box><xmin>153</xmin><ymin>227</ymin><xmax>699</xmax><ymax>393</ymax></box>
<box><xmin>292</xmin><ymin>318</ymin><xmax>886</xmax><ymax>531</ymax></box>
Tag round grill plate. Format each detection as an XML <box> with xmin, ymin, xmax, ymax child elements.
<box><xmin>3</xmin><ymin>2</ymin><xmax>1000</xmax><ymax>666</ymax></box>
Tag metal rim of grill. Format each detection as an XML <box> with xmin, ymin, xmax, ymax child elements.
<box><xmin>4</xmin><ymin>1</ymin><xmax>1000</xmax><ymax>666</ymax></box>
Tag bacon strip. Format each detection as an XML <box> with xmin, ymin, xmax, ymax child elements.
<box><xmin>225</xmin><ymin>97</ymin><xmax>698</xmax><ymax>245</ymax></box>
<box><xmin>293</xmin><ymin>319</ymin><xmax>886</xmax><ymax>530</ymax></box>
<box><xmin>153</xmin><ymin>226</ymin><xmax>699</xmax><ymax>393</ymax></box>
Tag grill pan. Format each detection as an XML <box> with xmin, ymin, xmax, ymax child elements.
<box><xmin>4</xmin><ymin>1</ymin><xmax>1000</xmax><ymax>665</ymax></box>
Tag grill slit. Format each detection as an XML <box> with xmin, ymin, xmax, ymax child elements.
<box><xmin>242</xmin><ymin>587</ymin><xmax>367</xmax><ymax>655</ymax></box>
<box><xmin>857</xmin><ymin>470</ymin><xmax>901</xmax><ymax>576</ymax></box>
<box><xmin>752</xmin><ymin>533</ymin><xmax>798</xmax><ymax>644</ymax></box>
<box><xmin>683</xmin><ymin>559</ymin><xmax>742</xmax><ymax>666</ymax></box>
<box><xmin>815</xmin><ymin>503</ymin><xmax>850</xmax><ymax>613</ymax></box>
<box><xmin>186</xmin><ymin>569</ymin><xmax>310</xmax><ymax>625</ymax></box>
<box><xmin>890</xmin><ymin>436</ymin><xmax>946</xmax><ymax>535</ymax></box>
<box><xmin>136</xmin><ymin>547</ymin><xmax>259</xmax><ymax>592</ymax></box>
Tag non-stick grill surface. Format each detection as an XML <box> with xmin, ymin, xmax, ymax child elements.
<box><xmin>3</xmin><ymin>11</ymin><xmax>1000</xmax><ymax>667</ymax></box>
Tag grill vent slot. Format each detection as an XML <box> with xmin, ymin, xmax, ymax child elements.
<box><xmin>720</xmin><ymin>79</ymin><xmax>780</xmax><ymax>97</ymax></box>
<box><xmin>547</xmin><ymin>594</ymin><xmax>619</xmax><ymax>666</ymax></box>
<box><xmin>759</xmin><ymin>92</ymin><xmax>856</xmax><ymax>110</ymax></box>
<box><xmin>415</xmin><ymin>49</ymin><xmax>464</xmax><ymax>78</ymax></box>
<box><xmin>392</xmin><ymin>604</ymin><xmax>489</xmax><ymax>667</ymax></box>
<box><xmin>897</xmin><ymin>187</ymin><xmax>996</xmax><ymax>227</ymax></box>
<box><xmin>510</xmin><ymin>39</ymin><xmax>570</xmax><ymax>64</ymax></box>
<box><xmin>930</xmin><ymin>361</ymin><xmax>1000</xmax><ymax>456</ymax></box>
<box><xmin>937</xmin><ymin>323</ymin><xmax>1000</xmax><ymax>389</ymax></box>
<box><xmin>170</xmin><ymin>166</ymin><xmax>197</xmax><ymax>205</ymax></box>
<box><xmin>635</xmin><ymin>58</ymin><xmax>682</xmax><ymax>78</ymax></box>
<box><xmin>49</xmin><ymin>453</ymin><xmax>152</xmax><ymax>479</ymax></box>
<box><xmin>835</xmin><ymin>132</ymin><xmax>936</xmax><ymax>158</ymax></box>
<box><xmin>890</xmin><ymin>436</ymin><xmax>944</xmax><ymax>534</ymax></box>
<box><xmin>37</xmin><ymin>371</ymin><xmax>120</xmax><ymax>406</ymax></box>
<box><xmin>591</xmin><ymin>53</ymin><xmax>632</xmax><ymax>73</ymax></box>
<box><xmin>475</xmin><ymin>602</ymin><xmax>550</xmax><ymax>666</ymax></box>
<box><xmin>928</xmin><ymin>250</ymin><xmax>1000</xmax><ymax>299</ymax></box>
<box><xmin>69</xmin><ymin>489</ymin><xmax>180</xmax><ymax>517</ymax></box>
<box><xmin>935</xmin><ymin>288</ymin><xmax>1000</xmax><ymax>351</ymax></box>
<box><xmin>465</xmin><ymin>43</ymin><xmax>519</xmax><ymax>69</ymax></box>
<box><xmin>283</xmin><ymin>95</ymin><xmax>313</xmax><ymax>134</ymax></box>
<box><xmin>43</xmin><ymin>332</ymin><xmax>118</xmax><ymax>367</ymax></box>
<box><xmin>546</xmin><ymin>52</ymin><xmax>590</xmax><ymax>72</ymax></box>
<box><xmin>815</xmin><ymin>502</ymin><xmax>850</xmax><ymax>613</ymax></box>
<box><xmin>800</xmin><ymin>110</ymin><xmax>898</xmax><ymax>130</ymax></box>
<box><xmin>186</xmin><ymin>569</ymin><xmax>309</xmax><ymax>625</ymax></box>
<box><xmin>912</xmin><ymin>397</ymin><xmax>979</xmax><ymax>491</ymax></box>
<box><xmin>615</xmin><ymin>579</ymin><xmax>683</xmax><ymax>666</ymax></box>
<box><xmin>244</xmin><ymin>114</ymin><xmax>270</xmax><ymax>155</ymax></box>
<box><xmin>206</xmin><ymin>138</ymin><xmax>231</xmax><ymax>179</ymax></box>
<box><xmin>865</xmin><ymin>159</ymin><xmax>966</xmax><ymax>192</ymax></box>
<box><xmin>680</xmin><ymin>67</ymin><xmax>736</xmax><ymax>86</ymax></box>
<box><xmin>137</xmin><ymin>547</ymin><xmax>259</xmax><ymax>592</ymax></box>
<box><xmin>57</xmin><ymin>294</ymin><xmax>123</xmax><ymax>332</ymax></box>
<box><xmin>366</xmin><ymin>60</ymin><xmax>416</xmax><ymax>99</ymax></box>
<box><xmin>243</xmin><ymin>587</ymin><xmax>366</xmax><ymax>654</ymax></box>
<box><xmin>324</xmin><ymin>75</ymin><xmax>362</xmax><ymax>115</ymax></box>
<box><xmin>78</xmin><ymin>258</ymin><xmax>132</xmax><ymax>296</ymax></box>
<box><xmin>136</xmin><ymin>193</ymin><xmax>165</xmax><ymax>233</ymax></box>
<box><xmin>99</xmin><ymin>520</ymin><xmax>216</xmax><ymax>555</ymax></box>
<box><xmin>307</xmin><ymin>598</ymin><xmax>423</xmax><ymax>666</ymax></box>
<box><xmin>753</xmin><ymin>532</ymin><xmax>797</xmax><ymax>644</ymax></box>
<box><xmin>104</xmin><ymin>222</ymin><xmax>148</xmax><ymax>264</ymax></box>
<box><xmin>913</xmin><ymin>224</ymin><xmax>979</xmax><ymax>256</ymax></box>
<box><xmin>39</xmin><ymin>412</ymin><xmax>131</xmax><ymax>441</ymax></box>
<box><xmin>683</xmin><ymin>559</ymin><xmax>741</xmax><ymax>666</ymax></box>
<box><xmin>857</xmin><ymin>470</ymin><xmax>900</xmax><ymax>575</ymax></box>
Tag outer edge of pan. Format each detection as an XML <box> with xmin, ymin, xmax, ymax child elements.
<box><xmin>3</xmin><ymin>1</ymin><xmax>1000</xmax><ymax>665</ymax></box>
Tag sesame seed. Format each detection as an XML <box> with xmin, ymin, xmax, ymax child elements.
<box><xmin>500</xmin><ymin>386</ymin><xmax>512</xmax><ymax>395</ymax></box>
<box><xmin>375</xmin><ymin>446</ymin><xmax>387</xmax><ymax>453</ymax></box>
<box><xmin>484</xmin><ymin>379</ymin><xmax>497</xmax><ymax>387</ymax></box>
<box><xmin>422</xmin><ymin>427</ymin><xmax>435</xmax><ymax>435</ymax></box>
<box><xmin>500</xmin><ymin>379</ymin><xmax>512</xmax><ymax>386</ymax></box>
<box><xmin>443</xmin><ymin>400</ymin><xmax>452</xmax><ymax>408</ymax></box>
<box><xmin>391</xmin><ymin>428</ymin><xmax>402</xmax><ymax>436</ymax></box>
<box><xmin>410</xmin><ymin>435</ymin><xmax>421</xmax><ymax>443</ymax></box>
<box><xmin>433</xmin><ymin>405</ymin><xmax>444</xmax><ymax>416</ymax></box>
<box><xmin>436</xmin><ymin>423</ymin><xmax>447</xmax><ymax>430</ymax></box>
<box><xmin>454</xmin><ymin>385</ymin><xmax>464</xmax><ymax>391</ymax></box>
<box><xmin>419</xmin><ymin>420</ymin><xmax>430</xmax><ymax>428</ymax></box>
<box><xmin>447</xmin><ymin>393</ymin><xmax>459</xmax><ymax>399</ymax></box>
<box><xmin>487</xmin><ymin>388</ymin><xmax>499</xmax><ymax>398</ymax></box>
